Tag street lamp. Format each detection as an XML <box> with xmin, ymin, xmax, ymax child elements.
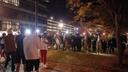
<box><xmin>35</xmin><ymin>0</ymin><xmax>37</xmax><ymax>27</ymax></box>
<box><xmin>58</xmin><ymin>23</ymin><xmax>64</xmax><ymax>29</ymax></box>
<box><xmin>50</xmin><ymin>16</ymin><xmax>54</xmax><ymax>20</ymax></box>
<box><xmin>36</xmin><ymin>28</ymin><xmax>40</xmax><ymax>33</ymax></box>
<box><xmin>25</xmin><ymin>29</ymin><xmax>31</xmax><ymax>35</ymax></box>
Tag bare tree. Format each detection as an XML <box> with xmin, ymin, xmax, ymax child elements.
<box><xmin>101</xmin><ymin>0</ymin><xmax>128</xmax><ymax>65</ymax></box>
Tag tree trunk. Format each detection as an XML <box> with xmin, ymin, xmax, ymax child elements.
<box><xmin>115</xmin><ymin>14</ymin><xmax>122</xmax><ymax>65</ymax></box>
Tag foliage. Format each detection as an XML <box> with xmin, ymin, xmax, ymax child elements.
<box><xmin>101</xmin><ymin>0</ymin><xmax>128</xmax><ymax>32</ymax></box>
<box><xmin>66</xmin><ymin>0</ymin><xmax>128</xmax><ymax>65</ymax></box>
<box><xmin>66</xmin><ymin>0</ymin><xmax>128</xmax><ymax>32</ymax></box>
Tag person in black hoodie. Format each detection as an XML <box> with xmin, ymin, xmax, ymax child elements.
<box><xmin>15</xmin><ymin>28</ymin><xmax>26</xmax><ymax>72</ymax></box>
<box><xmin>76</xmin><ymin>34</ymin><xmax>82</xmax><ymax>52</ymax></box>
<box><xmin>4</xmin><ymin>28</ymin><xmax>16</xmax><ymax>72</ymax></box>
<box><xmin>102</xmin><ymin>39</ymin><xmax>107</xmax><ymax>53</ymax></box>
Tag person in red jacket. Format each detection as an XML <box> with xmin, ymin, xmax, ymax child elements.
<box><xmin>40</xmin><ymin>35</ymin><xmax>48</xmax><ymax>68</ymax></box>
<box><xmin>4</xmin><ymin>28</ymin><xmax>16</xmax><ymax>72</ymax></box>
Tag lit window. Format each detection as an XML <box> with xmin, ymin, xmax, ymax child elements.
<box><xmin>2</xmin><ymin>0</ymin><xmax>19</xmax><ymax>6</ymax></box>
<box><xmin>4</xmin><ymin>0</ymin><xmax>9</xmax><ymax>3</ymax></box>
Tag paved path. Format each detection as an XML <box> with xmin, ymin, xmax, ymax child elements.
<box><xmin>0</xmin><ymin>62</ymin><xmax>86</xmax><ymax>72</ymax></box>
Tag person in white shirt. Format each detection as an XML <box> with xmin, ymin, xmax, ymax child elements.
<box><xmin>96</xmin><ymin>35</ymin><xmax>102</xmax><ymax>54</ymax></box>
<box><xmin>23</xmin><ymin>29</ymin><xmax>41</xmax><ymax>72</ymax></box>
<box><xmin>40</xmin><ymin>35</ymin><xmax>48</xmax><ymax>68</ymax></box>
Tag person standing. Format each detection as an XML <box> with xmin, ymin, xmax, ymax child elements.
<box><xmin>15</xmin><ymin>28</ymin><xmax>26</xmax><ymax>72</ymax></box>
<box><xmin>23</xmin><ymin>29</ymin><xmax>41</xmax><ymax>72</ymax></box>
<box><xmin>0</xmin><ymin>33</ymin><xmax>6</xmax><ymax>57</ymax></box>
<box><xmin>4</xmin><ymin>28</ymin><xmax>16</xmax><ymax>72</ymax></box>
<box><xmin>40</xmin><ymin>35</ymin><xmax>48</xmax><ymax>68</ymax></box>
<box><xmin>71</xmin><ymin>35</ymin><xmax>76</xmax><ymax>51</ymax></box>
<box><xmin>64</xmin><ymin>36</ymin><xmax>70</xmax><ymax>51</ymax></box>
<box><xmin>55</xmin><ymin>35</ymin><xmax>60</xmax><ymax>50</ymax></box>
<box><xmin>76</xmin><ymin>34</ymin><xmax>82</xmax><ymax>52</ymax></box>
<box><xmin>83</xmin><ymin>34</ymin><xmax>91</xmax><ymax>53</ymax></box>
<box><xmin>102</xmin><ymin>39</ymin><xmax>107</xmax><ymax>53</ymax></box>
<box><xmin>96</xmin><ymin>35</ymin><xmax>102</xmax><ymax>54</ymax></box>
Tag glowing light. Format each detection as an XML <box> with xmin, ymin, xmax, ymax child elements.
<box><xmin>50</xmin><ymin>16</ymin><xmax>53</xmax><ymax>19</ymax></box>
<box><xmin>103</xmin><ymin>32</ymin><xmax>106</xmax><ymax>36</ymax></box>
<box><xmin>25</xmin><ymin>29</ymin><xmax>31</xmax><ymax>35</ymax></box>
<box><xmin>76</xmin><ymin>27</ymin><xmax>79</xmax><ymax>30</ymax></box>
<box><xmin>4</xmin><ymin>0</ymin><xmax>9</xmax><ymax>3</ymax></box>
<box><xmin>36</xmin><ymin>29</ymin><xmax>40</xmax><ymax>33</ymax></box>
<box><xmin>74</xmin><ymin>27</ymin><xmax>79</xmax><ymax>31</ymax></box>
<box><xmin>65</xmin><ymin>30</ymin><xmax>69</xmax><ymax>34</ymax></box>
<box><xmin>83</xmin><ymin>32</ymin><xmax>86</xmax><ymax>35</ymax></box>
<box><xmin>126</xmin><ymin>33</ymin><xmax>128</xmax><ymax>35</ymax></box>
<box><xmin>58</xmin><ymin>23</ymin><xmax>64</xmax><ymax>28</ymax></box>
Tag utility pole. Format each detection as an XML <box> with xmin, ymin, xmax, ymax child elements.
<box><xmin>35</xmin><ymin>0</ymin><xmax>37</xmax><ymax>28</ymax></box>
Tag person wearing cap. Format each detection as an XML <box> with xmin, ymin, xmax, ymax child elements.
<box><xmin>4</xmin><ymin>28</ymin><xmax>16</xmax><ymax>72</ymax></box>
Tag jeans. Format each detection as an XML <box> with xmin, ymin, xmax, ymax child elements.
<box><xmin>4</xmin><ymin>52</ymin><xmax>16</xmax><ymax>71</ymax></box>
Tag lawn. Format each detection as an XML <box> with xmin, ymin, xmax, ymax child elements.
<box><xmin>41</xmin><ymin>49</ymin><xmax>128</xmax><ymax>72</ymax></box>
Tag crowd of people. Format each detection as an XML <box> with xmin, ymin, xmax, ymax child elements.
<box><xmin>49</xmin><ymin>32</ymin><xmax>127</xmax><ymax>55</ymax></box>
<box><xmin>0</xmin><ymin>28</ymin><xmax>127</xmax><ymax>72</ymax></box>
<box><xmin>0</xmin><ymin>28</ymin><xmax>48</xmax><ymax>72</ymax></box>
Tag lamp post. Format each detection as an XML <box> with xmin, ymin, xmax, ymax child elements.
<box><xmin>35</xmin><ymin>0</ymin><xmax>37</xmax><ymax>28</ymax></box>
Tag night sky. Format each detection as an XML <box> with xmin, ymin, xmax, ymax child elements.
<box><xmin>48</xmin><ymin>0</ymin><xmax>70</xmax><ymax>21</ymax></box>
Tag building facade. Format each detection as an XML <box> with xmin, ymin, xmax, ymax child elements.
<box><xmin>0</xmin><ymin>0</ymin><xmax>48</xmax><ymax>35</ymax></box>
<box><xmin>47</xmin><ymin>19</ymin><xmax>75</xmax><ymax>35</ymax></box>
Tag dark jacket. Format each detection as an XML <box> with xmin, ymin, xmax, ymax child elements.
<box><xmin>4</xmin><ymin>34</ymin><xmax>16</xmax><ymax>53</ymax></box>
<box><xmin>16</xmin><ymin>34</ymin><xmax>25</xmax><ymax>53</ymax></box>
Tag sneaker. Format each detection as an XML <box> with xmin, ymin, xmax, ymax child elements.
<box><xmin>40</xmin><ymin>63</ymin><xmax>44</xmax><ymax>67</ymax></box>
<box><xmin>43</xmin><ymin>64</ymin><xmax>47</xmax><ymax>68</ymax></box>
<box><xmin>40</xmin><ymin>63</ymin><xmax>44</xmax><ymax>69</ymax></box>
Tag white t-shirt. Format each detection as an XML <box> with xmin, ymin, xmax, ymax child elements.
<box><xmin>23</xmin><ymin>34</ymin><xmax>41</xmax><ymax>60</ymax></box>
<box><xmin>1</xmin><ymin>38</ymin><xmax>4</xmax><ymax>44</ymax></box>
<box><xmin>40</xmin><ymin>38</ymin><xmax>48</xmax><ymax>50</ymax></box>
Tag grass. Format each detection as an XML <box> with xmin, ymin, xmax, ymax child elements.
<box><xmin>42</xmin><ymin>49</ymin><xmax>128</xmax><ymax>72</ymax></box>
